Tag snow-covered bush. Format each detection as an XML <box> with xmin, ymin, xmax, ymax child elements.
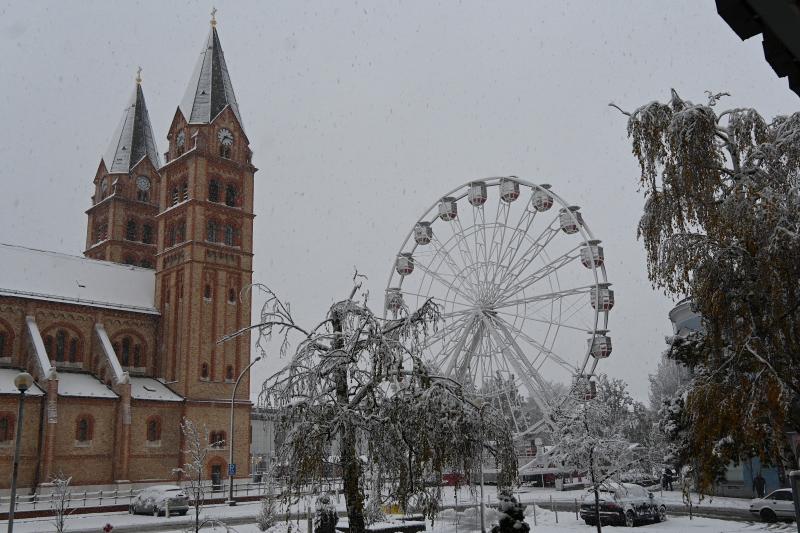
<box><xmin>313</xmin><ymin>494</ymin><xmax>339</xmax><ymax>533</ymax></box>
<box><xmin>363</xmin><ymin>496</ymin><xmax>385</xmax><ymax>526</ymax></box>
<box><xmin>490</xmin><ymin>491</ymin><xmax>529</xmax><ymax>533</ymax></box>
<box><xmin>257</xmin><ymin>497</ymin><xmax>277</xmax><ymax>532</ymax></box>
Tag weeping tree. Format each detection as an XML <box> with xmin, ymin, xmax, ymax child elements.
<box><xmin>551</xmin><ymin>375</ymin><xmax>652</xmax><ymax>532</ymax></box>
<box><xmin>241</xmin><ymin>281</ymin><xmax>517</xmax><ymax>533</ymax></box>
<box><xmin>612</xmin><ymin>90</ymin><xmax>800</xmax><ymax>491</ymax></box>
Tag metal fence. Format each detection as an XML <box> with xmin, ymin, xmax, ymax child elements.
<box><xmin>0</xmin><ymin>480</ymin><xmax>279</xmax><ymax>514</ymax></box>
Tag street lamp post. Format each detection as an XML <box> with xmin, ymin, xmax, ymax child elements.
<box><xmin>227</xmin><ymin>356</ymin><xmax>261</xmax><ymax>506</ymax></box>
<box><xmin>7</xmin><ymin>371</ymin><xmax>33</xmax><ymax>533</ymax></box>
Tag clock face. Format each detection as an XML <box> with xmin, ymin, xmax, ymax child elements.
<box><xmin>176</xmin><ymin>130</ymin><xmax>185</xmax><ymax>147</ymax></box>
<box><xmin>136</xmin><ymin>176</ymin><xmax>151</xmax><ymax>191</ymax></box>
<box><xmin>217</xmin><ymin>128</ymin><xmax>234</xmax><ymax>146</ymax></box>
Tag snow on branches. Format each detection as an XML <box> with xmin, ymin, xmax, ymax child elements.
<box><xmin>613</xmin><ymin>89</ymin><xmax>800</xmax><ymax>491</ymax></box>
<box><xmin>251</xmin><ymin>282</ymin><xmax>517</xmax><ymax>533</ymax></box>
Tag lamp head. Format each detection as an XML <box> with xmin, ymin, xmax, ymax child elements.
<box><xmin>14</xmin><ymin>371</ymin><xmax>34</xmax><ymax>393</ymax></box>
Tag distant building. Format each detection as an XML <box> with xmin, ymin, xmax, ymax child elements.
<box><xmin>667</xmin><ymin>300</ymin><xmax>786</xmax><ymax>498</ymax></box>
<box><xmin>0</xmin><ymin>17</ymin><xmax>256</xmax><ymax>489</ymax></box>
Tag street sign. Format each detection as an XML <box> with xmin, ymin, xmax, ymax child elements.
<box><xmin>228</xmin><ymin>463</ymin><xmax>236</xmax><ymax>476</ymax></box>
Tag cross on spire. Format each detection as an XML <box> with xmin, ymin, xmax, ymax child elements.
<box><xmin>136</xmin><ymin>66</ymin><xmax>142</xmax><ymax>85</ymax></box>
<box><xmin>211</xmin><ymin>6</ymin><xmax>217</xmax><ymax>27</ymax></box>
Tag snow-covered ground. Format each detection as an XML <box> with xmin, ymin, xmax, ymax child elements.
<box><xmin>0</xmin><ymin>485</ymin><xmax>779</xmax><ymax>533</ymax></box>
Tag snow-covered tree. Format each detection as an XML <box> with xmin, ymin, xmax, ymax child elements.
<box><xmin>551</xmin><ymin>377</ymin><xmax>648</xmax><ymax>533</ymax></box>
<box><xmin>244</xmin><ymin>281</ymin><xmax>517</xmax><ymax>533</ymax></box>
<box><xmin>647</xmin><ymin>350</ymin><xmax>691</xmax><ymax>412</ymax></box>
<box><xmin>490</xmin><ymin>491</ymin><xmax>529</xmax><ymax>533</ymax></box>
<box><xmin>49</xmin><ymin>471</ymin><xmax>72</xmax><ymax>533</ymax></box>
<box><xmin>173</xmin><ymin>418</ymin><xmax>230</xmax><ymax>533</ymax></box>
<box><xmin>613</xmin><ymin>90</ymin><xmax>800</xmax><ymax>490</ymax></box>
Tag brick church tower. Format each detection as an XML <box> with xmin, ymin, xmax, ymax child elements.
<box><xmin>84</xmin><ymin>72</ymin><xmax>162</xmax><ymax>267</ymax></box>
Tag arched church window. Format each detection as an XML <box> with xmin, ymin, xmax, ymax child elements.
<box><xmin>225</xmin><ymin>184</ymin><xmax>237</xmax><ymax>207</ymax></box>
<box><xmin>167</xmin><ymin>224</ymin><xmax>176</xmax><ymax>247</ymax></box>
<box><xmin>0</xmin><ymin>331</ymin><xmax>7</xmax><ymax>357</ymax></box>
<box><xmin>201</xmin><ymin>362</ymin><xmax>210</xmax><ymax>380</ymax></box>
<box><xmin>146</xmin><ymin>416</ymin><xmax>161</xmax><ymax>442</ymax></box>
<box><xmin>126</xmin><ymin>219</ymin><xmax>138</xmax><ymax>241</ymax></box>
<box><xmin>0</xmin><ymin>413</ymin><xmax>14</xmax><ymax>442</ymax></box>
<box><xmin>171</xmin><ymin>187</ymin><xmax>179</xmax><ymax>206</ymax></box>
<box><xmin>225</xmin><ymin>365</ymin><xmax>234</xmax><ymax>381</ymax></box>
<box><xmin>207</xmin><ymin>220</ymin><xmax>218</xmax><ymax>243</ymax></box>
<box><xmin>142</xmin><ymin>224</ymin><xmax>153</xmax><ymax>244</ymax></box>
<box><xmin>68</xmin><ymin>338</ymin><xmax>78</xmax><ymax>363</ymax></box>
<box><xmin>223</xmin><ymin>224</ymin><xmax>237</xmax><ymax>246</ymax></box>
<box><xmin>176</xmin><ymin>220</ymin><xmax>186</xmax><ymax>242</ymax></box>
<box><xmin>121</xmin><ymin>337</ymin><xmax>131</xmax><ymax>366</ymax></box>
<box><xmin>133</xmin><ymin>344</ymin><xmax>142</xmax><ymax>367</ymax></box>
<box><xmin>209</xmin><ymin>180</ymin><xmax>220</xmax><ymax>203</ymax></box>
<box><xmin>55</xmin><ymin>330</ymin><xmax>67</xmax><ymax>362</ymax></box>
<box><xmin>204</xmin><ymin>284</ymin><xmax>212</xmax><ymax>300</ymax></box>
<box><xmin>228</xmin><ymin>288</ymin><xmax>237</xmax><ymax>303</ymax></box>
<box><xmin>75</xmin><ymin>415</ymin><xmax>93</xmax><ymax>443</ymax></box>
<box><xmin>181</xmin><ymin>182</ymin><xmax>189</xmax><ymax>202</ymax></box>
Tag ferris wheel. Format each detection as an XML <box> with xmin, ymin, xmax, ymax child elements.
<box><xmin>384</xmin><ymin>177</ymin><xmax>613</xmax><ymax>437</ymax></box>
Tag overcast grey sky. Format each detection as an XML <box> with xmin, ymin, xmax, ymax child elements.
<box><xmin>0</xmin><ymin>1</ymin><xmax>797</xmax><ymax>402</ymax></box>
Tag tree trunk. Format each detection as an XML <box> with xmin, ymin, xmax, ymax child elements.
<box><xmin>332</xmin><ymin>314</ymin><xmax>366</xmax><ymax>533</ymax></box>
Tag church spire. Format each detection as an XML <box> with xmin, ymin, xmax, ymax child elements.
<box><xmin>104</xmin><ymin>72</ymin><xmax>161</xmax><ymax>173</ymax></box>
<box><xmin>179</xmin><ymin>15</ymin><xmax>243</xmax><ymax>128</ymax></box>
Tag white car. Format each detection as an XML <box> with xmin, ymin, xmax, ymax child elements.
<box><xmin>129</xmin><ymin>485</ymin><xmax>189</xmax><ymax>516</ymax></box>
<box><xmin>749</xmin><ymin>488</ymin><xmax>796</xmax><ymax>522</ymax></box>
<box><xmin>580</xmin><ymin>482</ymin><xmax>666</xmax><ymax>527</ymax></box>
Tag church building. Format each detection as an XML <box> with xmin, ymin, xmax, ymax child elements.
<box><xmin>0</xmin><ymin>17</ymin><xmax>256</xmax><ymax>489</ymax></box>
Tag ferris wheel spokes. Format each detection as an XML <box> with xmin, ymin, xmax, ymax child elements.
<box><xmin>495</xmin><ymin>243</ymin><xmax>583</xmax><ymax>304</ymax></box>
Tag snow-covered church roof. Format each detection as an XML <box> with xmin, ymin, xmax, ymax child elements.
<box><xmin>104</xmin><ymin>81</ymin><xmax>161</xmax><ymax>173</ymax></box>
<box><xmin>0</xmin><ymin>243</ymin><xmax>158</xmax><ymax>315</ymax></box>
<box><xmin>180</xmin><ymin>25</ymin><xmax>243</xmax><ymax>128</ymax></box>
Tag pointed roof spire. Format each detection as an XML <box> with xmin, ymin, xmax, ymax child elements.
<box><xmin>104</xmin><ymin>73</ymin><xmax>161</xmax><ymax>173</ymax></box>
<box><xmin>179</xmin><ymin>16</ymin><xmax>243</xmax><ymax>128</ymax></box>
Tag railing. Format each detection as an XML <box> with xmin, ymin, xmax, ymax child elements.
<box><xmin>0</xmin><ymin>479</ymin><xmax>282</xmax><ymax>514</ymax></box>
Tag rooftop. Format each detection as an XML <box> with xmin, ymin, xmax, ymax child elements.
<box><xmin>0</xmin><ymin>243</ymin><xmax>159</xmax><ymax>315</ymax></box>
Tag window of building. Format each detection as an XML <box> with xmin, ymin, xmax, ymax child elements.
<box><xmin>44</xmin><ymin>335</ymin><xmax>53</xmax><ymax>359</ymax></box>
<box><xmin>200</xmin><ymin>362</ymin><xmax>210</xmax><ymax>380</ymax></box>
<box><xmin>133</xmin><ymin>344</ymin><xmax>142</xmax><ymax>367</ymax></box>
<box><xmin>225</xmin><ymin>365</ymin><xmax>234</xmax><ymax>382</ymax></box>
<box><xmin>181</xmin><ymin>182</ymin><xmax>188</xmax><ymax>202</ymax></box>
<box><xmin>0</xmin><ymin>331</ymin><xmax>6</xmax><ymax>356</ymax></box>
<box><xmin>0</xmin><ymin>413</ymin><xmax>14</xmax><ymax>443</ymax></box>
<box><xmin>206</xmin><ymin>220</ymin><xmax>218</xmax><ymax>243</ymax></box>
<box><xmin>137</xmin><ymin>189</ymin><xmax>149</xmax><ymax>203</ymax></box>
<box><xmin>121</xmin><ymin>337</ymin><xmax>131</xmax><ymax>366</ymax></box>
<box><xmin>210</xmin><ymin>431</ymin><xmax>226</xmax><ymax>448</ymax></box>
<box><xmin>75</xmin><ymin>415</ymin><xmax>93</xmax><ymax>443</ymax></box>
<box><xmin>146</xmin><ymin>417</ymin><xmax>161</xmax><ymax>442</ymax></box>
<box><xmin>95</xmin><ymin>223</ymin><xmax>108</xmax><ymax>243</ymax></box>
<box><xmin>225</xmin><ymin>184</ymin><xmax>237</xmax><ymax>207</ymax></box>
<box><xmin>142</xmin><ymin>224</ymin><xmax>153</xmax><ymax>244</ymax></box>
<box><xmin>68</xmin><ymin>338</ymin><xmax>78</xmax><ymax>363</ymax></box>
<box><xmin>209</xmin><ymin>179</ymin><xmax>220</xmax><ymax>202</ymax></box>
<box><xmin>126</xmin><ymin>219</ymin><xmax>137</xmax><ymax>241</ymax></box>
<box><xmin>55</xmin><ymin>330</ymin><xmax>67</xmax><ymax>362</ymax></box>
<box><xmin>171</xmin><ymin>187</ymin><xmax>179</xmax><ymax>206</ymax></box>
<box><xmin>223</xmin><ymin>225</ymin><xmax>237</xmax><ymax>246</ymax></box>
<box><xmin>204</xmin><ymin>284</ymin><xmax>212</xmax><ymax>300</ymax></box>
<box><xmin>228</xmin><ymin>288</ymin><xmax>236</xmax><ymax>303</ymax></box>
<box><xmin>176</xmin><ymin>221</ymin><xmax>186</xmax><ymax>243</ymax></box>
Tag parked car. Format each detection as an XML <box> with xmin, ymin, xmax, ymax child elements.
<box><xmin>129</xmin><ymin>485</ymin><xmax>189</xmax><ymax>516</ymax></box>
<box><xmin>580</xmin><ymin>482</ymin><xmax>666</xmax><ymax>527</ymax></box>
<box><xmin>749</xmin><ymin>488</ymin><xmax>796</xmax><ymax>522</ymax></box>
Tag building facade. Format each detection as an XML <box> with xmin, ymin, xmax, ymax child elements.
<box><xmin>0</xmin><ymin>19</ymin><xmax>256</xmax><ymax>489</ymax></box>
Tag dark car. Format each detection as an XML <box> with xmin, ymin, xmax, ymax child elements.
<box><xmin>129</xmin><ymin>485</ymin><xmax>189</xmax><ymax>516</ymax></box>
<box><xmin>580</xmin><ymin>482</ymin><xmax>666</xmax><ymax>527</ymax></box>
